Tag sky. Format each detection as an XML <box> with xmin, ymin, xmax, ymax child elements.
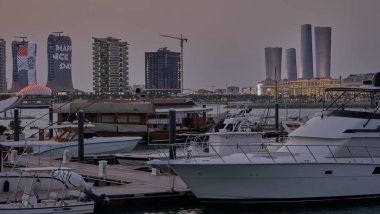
<box><xmin>0</xmin><ymin>0</ymin><xmax>380</xmax><ymax>92</ymax></box>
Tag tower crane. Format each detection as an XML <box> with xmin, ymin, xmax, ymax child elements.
<box><xmin>160</xmin><ymin>34</ymin><xmax>188</xmax><ymax>94</ymax></box>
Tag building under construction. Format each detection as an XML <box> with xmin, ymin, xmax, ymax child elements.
<box><xmin>145</xmin><ymin>47</ymin><xmax>181</xmax><ymax>95</ymax></box>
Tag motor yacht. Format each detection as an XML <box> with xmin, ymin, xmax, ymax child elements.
<box><xmin>150</xmin><ymin>74</ymin><xmax>380</xmax><ymax>203</ymax></box>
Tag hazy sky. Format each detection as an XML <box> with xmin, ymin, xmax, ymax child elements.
<box><xmin>1</xmin><ymin>0</ymin><xmax>380</xmax><ymax>92</ymax></box>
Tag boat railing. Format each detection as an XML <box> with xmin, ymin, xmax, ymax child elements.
<box><xmin>160</xmin><ymin>143</ymin><xmax>380</xmax><ymax>164</ymax></box>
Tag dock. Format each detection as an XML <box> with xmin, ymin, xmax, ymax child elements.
<box><xmin>2</xmin><ymin>154</ymin><xmax>197</xmax><ymax>207</ymax></box>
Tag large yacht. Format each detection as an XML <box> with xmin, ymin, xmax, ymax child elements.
<box><xmin>150</xmin><ymin>73</ymin><xmax>380</xmax><ymax>203</ymax></box>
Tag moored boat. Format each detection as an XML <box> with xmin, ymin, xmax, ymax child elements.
<box><xmin>150</xmin><ymin>73</ymin><xmax>380</xmax><ymax>203</ymax></box>
<box><xmin>1</xmin><ymin>123</ymin><xmax>141</xmax><ymax>158</ymax></box>
<box><xmin>53</xmin><ymin>98</ymin><xmax>215</xmax><ymax>144</ymax></box>
<box><xmin>0</xmin><ymin>167</ymin><xmax>94</xmax><ymax>214</ymax></box>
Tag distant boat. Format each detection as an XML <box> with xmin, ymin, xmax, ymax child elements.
<box><xmin>53</xmin><ymin>98</ymin><xmax>216</xmax><ymax>144</ymax></box>
<box><xmin>2</xmin><ymin>123</ymin><xmax>141</xmax><ymax>158</ymax></box>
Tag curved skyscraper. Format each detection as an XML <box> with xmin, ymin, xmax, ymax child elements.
<box><xmin>10</xmin><ymin>40</ymin><xmax>37</xmax><ymax>92</ymax></box>
<box><xmin>46</xmin><ymin>33</ymin><xmax>74</xmax><ymax>92</ymax></box>
<box><xmin>285</xmin><ymin>48</ymin><xmax>297</xmax><ymax>81</ymax></box>
<box><xmin>265</xmin><ymin>47</ymin><xmax>282</xmax><ymax>82</ymax></box>
<box><xmin>300</xmin><ymin>24</ymin><xmax>313</xmax><ymax>78</ymax></box>
<box><xmin>315</xmin><ymin>26</ymin><xmax>332</xmax><ymax>78</ymax></box>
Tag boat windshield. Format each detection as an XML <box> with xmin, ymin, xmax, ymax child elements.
<box><xmin>323</xmin><ymin>85</ymin><xmax>380</xmax><ymax>126</ymax></box>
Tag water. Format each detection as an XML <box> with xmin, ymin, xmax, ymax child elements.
<box><xmin>100</xmin><ymin>201</ymin><xmax>380</xmax><ymax>214</ymax></box>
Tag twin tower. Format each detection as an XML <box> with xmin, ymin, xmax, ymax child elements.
<box><xmin>10</xmin><ymin>33</ymin><xmax>74</xmax><ymax>92</ymax></box>
<box><xmin>265</xmin><ymin>24</ymin><xmax>332</xmax><ymax>82</ymax></box>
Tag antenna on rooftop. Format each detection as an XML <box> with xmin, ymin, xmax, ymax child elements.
<box><xmin>15</xmin><ymin>36</ymin><xmax>27</xmax><ymax>43</ymax></box>
<box><xmin>53</xmin><ymin>32</ymin><xmax>63</xmax><ymax>36</ymax></box>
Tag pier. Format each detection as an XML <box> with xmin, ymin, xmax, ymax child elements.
<box><xmin>1</xmin><ymin>154</ymin><xmax>196</xmax><ymax>207</ymax></box>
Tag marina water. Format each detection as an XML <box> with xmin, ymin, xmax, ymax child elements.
<box><xmin>105</xmin><ymin>202</ymin><xmax>380</xmax><ymax>214</ymax></box>
<box><xmin>4</xmin><ymin>108</ymin><xmax>380</xmax><ymax>213</ymax></box>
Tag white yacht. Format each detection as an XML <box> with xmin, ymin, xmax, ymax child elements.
<box><xmin>150</xmin><ymin>76</ymin><xmax>380</xmax><ymax>203</ymax></box>
<box><xmin>0</xmin><ymin>167</ymin><xmax>94</xmax><ymax>214</ymax></box>
<box><xmin>4</xmin><ymin>123</ymin><xmax>141</xmax><ymax>158</ymax></box>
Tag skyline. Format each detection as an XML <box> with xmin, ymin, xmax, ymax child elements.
<box><xmin>0</xmin><ymin>0</ymin><xmax>380</xmax><ymax>92</ymax></box>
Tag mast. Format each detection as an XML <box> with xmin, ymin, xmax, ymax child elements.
<box><xmin>275</xmin><ymin>67</ymin><xmax>279</xmax><ymax>133</ymax></box>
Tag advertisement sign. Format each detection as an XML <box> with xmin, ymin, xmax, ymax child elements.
<box><xmin>17</xmin><ymin>42</ymin><xmax>37</xmax><ymax>85</ymax></box>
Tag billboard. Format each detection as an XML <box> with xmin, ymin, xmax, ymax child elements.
<box><xmin>17</xmin><ymin>42</ymin><xmax>37</xmax><ymax>85</ymax></box>
<box><xmin>51</xmin><ymin>37</ymin><xmax>71</xmax><ymax>73</ymax></box>
<box><xmin>47</xmin><ymin>34</ymin><xmax>74</xmax><ymax>91</ymax></box>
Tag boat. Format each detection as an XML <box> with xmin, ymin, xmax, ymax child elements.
<box><xmin>2</xmin><ymin>123</ymin><xmax>141</xmax><ymax>158</ymax></box>
<box><xmin>149</xmin><ymin>73</ymin><xmax>380</xmax><ymax>203</ymax></box>
<box><xmin>0</xmin><ymin>166</ymin><xmax>93</xmax><ymax>195</ymax></box>
<box><xmin>53</xmin><ymin>98</ymin><xmax>216</xmax><ymax>144</ymax></box>
<box><xmin>0</xmin><ymin>141</ymin><xmax>94</xmax><ymax>195</ymax></box>
<box><xmin>118</xmin><ymin>109</ymin><xmax>300</xmax><ymax>165</ymax></box>
<box><xmin>181</xmin><ymin>109</ymin><xmax>302</xmax><ymax>158</ymax></box>
<box><xmin>0</xmin><ymin>167</ymin><xmax>94</xmax><ymax>214</ymax></box>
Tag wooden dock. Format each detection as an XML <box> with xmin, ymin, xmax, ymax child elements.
<box><xmin>2</xmin><ymin>155</ymin><xmax>196</xmax><ymax>206</ymax></box>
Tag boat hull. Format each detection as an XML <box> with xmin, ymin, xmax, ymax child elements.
<box><xmin>169</xmin><ymin>162</ymin><xmax>380</xmax><ymax>202</ymax></box>
<box><xmin>95</xmin><ymin>125</ymin><xmax>212</xmax><ymax>144</ymax></box>
<box><xmin>32</xmin><ymin>137</ymin><xmax>141</xmax><ymax>157</ymax></box>
<box><xmin>0</xmin><ymin>201</ymin><xmax>94</xmax><ymax>214</ymax></box>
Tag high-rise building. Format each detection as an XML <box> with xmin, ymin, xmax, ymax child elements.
<box><xmin>300</xmin><ymin>24</ymin><xmax>313</xmax><ymax>78</ymax></box>
<box><xmin>0</xmin><ymin>39</ymin><xmax>6</xmax><ymax>92</ymax></box>
<box><xmin>10</xmin><ymin>40</ymin><xmax>37</xmax><ymax>92</ymax></box>
<box><xmin>92</xmin><ymin>37</ymin><xmax>129</xmax><ymax>95</ymax></box>
<box><xmin>46</xmin><ymin>33</ymin><xmax>75</xmax><ymax>92</ymax></box>
<box><xmin>315</xmin><ymin>26</ymin><xmax>332</xmax><ymax>78</ymax></box>
<box><xmin>264</xmin><ymin>47</ymin><xmax>282</xmax><ymax>82</ymax></box>
<box><xmin>10</xmin><ymin>40</ymin><xmax>24</xmax><ymax>91</ymax></box>
<box><xmin>285</xmin><ymin>48</ymin><xmax>297</xmax><ymax>81</ymax></box>
<box><xmin>145</xmin><ymin>47</ymin><xmax>180</xmax><ymax>94</ymax></box>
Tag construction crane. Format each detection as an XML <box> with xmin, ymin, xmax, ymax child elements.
<box><xmin>160</xmin><ymin>34</ymin><xmax>188</xmax><ymax>94</ymax></box>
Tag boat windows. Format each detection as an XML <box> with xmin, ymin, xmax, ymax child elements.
<box><xmin>325</xmin><ymin>170</ymin><xmax>333</xmax><ymax>175</ymax></box>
